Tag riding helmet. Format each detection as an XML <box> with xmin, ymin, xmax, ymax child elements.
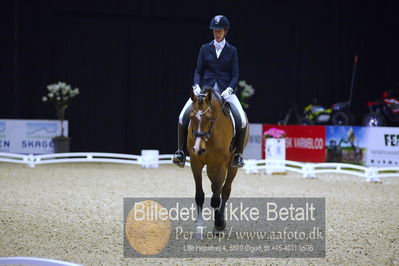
<box><xmin>210</xmin><ymin>15</ymin><xmax>230</xmax><ymax>29</ymax></box>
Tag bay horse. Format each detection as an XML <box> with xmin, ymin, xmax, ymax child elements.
<box><xmin>187</xmin><ymin>87</ymin><xmax>249</xmax><ymax>234</ymax></box>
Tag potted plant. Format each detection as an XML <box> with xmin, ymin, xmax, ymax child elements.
<box><xmin>237</xmin><ymin>80</ymin><xmax>255</xmax><ymax>109</ymax></box>
<box><xmin>264</xmin><ymin>128</ymin><xmax>286</xmax><ymax>139</ymax></box>
<box><xmin>42</xmin><ymin>81</ymin><xmax>80</xmax><ymax>153</ymax></box>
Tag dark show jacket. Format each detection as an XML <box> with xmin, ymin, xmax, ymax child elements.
<box><xmin>193</xmin><ymin>40</ymin><xmax>239</xmax><ymax>92</ymax></box>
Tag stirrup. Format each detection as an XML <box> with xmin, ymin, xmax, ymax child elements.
<box><xmin>173</xmin><ymin>150</ymin><xmax>186</xmax><ymax>168</ymax></box>
<box><xmin>232</xmin><ymin>153</ymin><xmax>244</xmax><ymax>168</ymax></box>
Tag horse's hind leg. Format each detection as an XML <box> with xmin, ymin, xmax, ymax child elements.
<box><xmin>190</xmin><ymin>160</ymin><xmax>205</xmax><ymax>238</ymax></box>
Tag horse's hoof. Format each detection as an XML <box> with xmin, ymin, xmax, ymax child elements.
<box><xmin>214</xmin><ymin>220</ymin><xmax>226</xmax><ymax>231</ymax></box>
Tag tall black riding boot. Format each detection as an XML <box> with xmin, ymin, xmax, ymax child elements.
<box><xmin>232</xmin><ymin>124</ymin><xmax>248</xmax><ymax>168</ymax></box>
<box><xmin>173</xmin><ymin>123</ymin><xmax>187</xmax><ymax>168</ymax></box>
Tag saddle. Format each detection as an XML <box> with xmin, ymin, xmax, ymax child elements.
<box><xmin>211</xmin><ymin>91</ymin><xmax>242</xmax><ymax>144</ymax></box>
<box><xmin>212</xmin><ymin>92</ymin><xmax>232</xmax><ymax>116</ymax></box>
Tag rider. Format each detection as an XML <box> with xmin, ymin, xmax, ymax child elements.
<box><xmin>173</xmin><ymin>15</ymin><xmax>248</xmax><ymax>168</ymax></box>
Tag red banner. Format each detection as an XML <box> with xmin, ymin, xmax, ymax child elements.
<box><xmin>262</xmin><ymin>125</ymin><xmax>326</xmax><ymax>162</ymax></box>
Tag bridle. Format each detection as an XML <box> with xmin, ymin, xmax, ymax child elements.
<box><xmin>191</xmin><ymin>93</ymin><xmax>227</xmax><ymax>142</ymax></box>
<box><xmin>192</xmin><ymin>104</ymin><xmax>213</xmax><ymax>141</ymax></box>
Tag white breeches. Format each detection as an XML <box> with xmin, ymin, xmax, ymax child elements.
<box><xmin>178</xmin><ymin>98</ymin><xmax>193</xmax><ymax>125</ymax></box>
<box><xmin>178</xmin><ymin>94</ymin><xmax>247</xmax><ymax>128</ymax></box>
<box><xmin>227</xmin><ymin>94</ymin><xmax>247</xmax><ymax>128</ymax></box>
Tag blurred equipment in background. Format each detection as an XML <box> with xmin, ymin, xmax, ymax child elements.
<box><xmin>301</xmin><ymin>98</ymin><xmax>355</xmax><ymax>126</ymax></box>
<box><xmin>279</xmin><ymin>97</ymin><xmax>354</xmax><ymax>126</ymax></box>
<box><xmin>301</xmin><ymin>55</ymin><xmax>359</xmax><ymax>126</ymax></box>
<box><xmin>302</xmin><ymin>98</ymin><xmax>332</xmax><ymax>125</ymax></box>
<box><xmin>278</xmin><ymin>102</ymin><xmax>302</xmax><ymax>125</ymax></box>
<box><xmin>329</xmin><ymin>55</ymin><xmax>359</xmax><ymax>125</ymax></box>
<box><xmin>363</xmin><ymin>89</ymin><xmax>399</xmax><ymax>127</ymax></box>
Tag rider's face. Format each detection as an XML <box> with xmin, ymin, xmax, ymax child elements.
<box><xmin>213</xmin><ymin>29</ymin><xmax>226</xmax><ymax>42</ymax></box>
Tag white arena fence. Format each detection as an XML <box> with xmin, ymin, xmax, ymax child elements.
<box><xmin>1</xmin><ymin>152</ymin><xmax>399</xmax><ymax>183</ymax></box>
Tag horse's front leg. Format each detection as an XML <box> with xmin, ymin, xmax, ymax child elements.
<box><xmin>190</xmin><ymin>160</ymin><xmax>205</xmax><ymax>238</ymax></box>
<box><xmin>208</xmin><ymin>163</ymin><xmax>228</xmax><ymax>231</ymax></box>
<box><xmin>218</xmin><ymin>165</ymin><xmax>239</xmax><ymax>229</ymax></box>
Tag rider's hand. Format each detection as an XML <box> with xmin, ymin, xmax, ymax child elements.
<box><xmin>192</xmin><ymin>84</ymin><xmax>201</xmax><ymax>96</ymax></box>
<box><xmin>221</xmin><ymin>87</ymin><xmax>233</xmax><ymax>100</ymax></box>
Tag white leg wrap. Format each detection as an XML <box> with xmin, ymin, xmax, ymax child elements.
<box><xmin>227</xmin><ymin>94</ymin><xmax>247</xmax><ymax>128</ymax></box>
<box><xmin>178</xmin><ymin>98</ymin><xmax>193</xmax><ymax>125</ymax></box>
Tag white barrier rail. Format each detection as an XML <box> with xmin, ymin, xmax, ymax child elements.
<box><xmin>1</xmin><ymin>152</ymin><xmax>399</xmax><ymax>182</ymax></box>
<box><xmin>243</xmin><ymin>159</ymin><xmax>399</xmax><ymax>182</ymax></box>
<box><xmin>35</xmin><ymin>152</ymin><xmax>142</xmax><ymax>166</ymax></box>
<box><xmin>0</xmin><ymin>152</ymin><xmax>176</xmax><ymax>168</ymax></box>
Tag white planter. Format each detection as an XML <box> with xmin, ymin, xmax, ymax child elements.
<box><xmin>265</xmin><ymin>138</ymin><xmax>286</xmax><ymax>174</ymax></box>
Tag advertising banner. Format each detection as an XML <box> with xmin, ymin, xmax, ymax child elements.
<box><xmin>365</xmin><ymin>127</ymin><xmax>399</xmax><ymax>167</ymax></box>
<box><xmin>243</xmin><ymin>123</ymin><xmax>263</xmax><ymax>160</ymax></box>
<box><xmin>0</xmin><ymin>119</ymin><xmax>68</xmax><ymax>154</ymax></box>
<box><xmin>262</xmin><ymin>125</ymin><xmax>326</xmax><ymax>162</ymax></box>
<box><xmin>325</xmin><ymin>126</ymin><xmax>367</xmax><ymax>165</ymax></box>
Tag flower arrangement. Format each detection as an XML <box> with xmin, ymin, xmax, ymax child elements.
<box><xmin>264</xmin><ymin>128</ymin><xmax>286</xmax><ymax>139</ymax></box>
<box><xmin>42</xmin><ymin>81</ymin><xmax>80</xmax><ymax>138</ymax></box>
<box><xmin>237</xmin><ymin>80</ymin><xmax>255</xmax><ymax>109</ymax></box>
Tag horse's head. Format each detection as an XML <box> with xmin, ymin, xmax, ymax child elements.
<box><xmin>190</xmin><ymin>88</ymin><xmax>214</xmax><ymax>156</ymax></box>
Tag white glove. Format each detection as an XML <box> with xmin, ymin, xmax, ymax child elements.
<box><xmin>192</xmin><ymin>84</ymin><xmax>201</xmax><ymax>96</ymax></box>
<box><xmin>221</xmin><ymin>87</ymin><xmax>233</xmax><ymax>100</ymax></box>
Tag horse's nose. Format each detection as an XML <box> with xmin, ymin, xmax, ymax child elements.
<box><xmin>198</xmin><ymin>148</ymin><xmax>206</xmax><ymax>155</ymax></box>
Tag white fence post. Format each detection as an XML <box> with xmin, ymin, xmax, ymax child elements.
<box><xmin>303</xmin><ymin>163</ymin><xmax>316</xmax><ymax>179</ymax></box>
<box><xmin>244</xmin><ymin>159</ymin><xmax>258</xmax><ymax>174</ymax></box>
<box><xmin>27</xmin><ymin>154</ymin><xmax>35</xmax><ymax>168</ymax></box>
<box><xmin>140</xmin><ymin>150</ymin><xmax>159</xmax><ymax>168</ymax></box>
<box><xmin>366</xmin><ymin>167</ymin><xmax>380</xmax><ymax>183</ymax></box>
